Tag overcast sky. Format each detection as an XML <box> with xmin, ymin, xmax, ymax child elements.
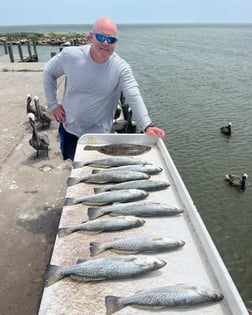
<box><xmin>0</xmin><ymin>0</ymin><xmax>252</xmax><ymax>26</ymax></box>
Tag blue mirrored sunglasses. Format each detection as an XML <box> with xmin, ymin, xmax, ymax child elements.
<box><xmin>94</xmin><ymin>33</ymin><xmax>117</xmax><ymax>44</ymax></box>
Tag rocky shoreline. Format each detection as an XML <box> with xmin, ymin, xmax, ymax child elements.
<box><xmin>0</xmin><ymin>32</ymin><xmax>90</xmax><ymax>46</ymax></box>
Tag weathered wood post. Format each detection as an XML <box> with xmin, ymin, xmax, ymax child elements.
<box><xmin>73</xmin><ymin>39</ymin><xmax>79</xmax><ymax>46</ymax></box>
<box><xmin>32</xmin><ymin>39</ymin><xmax>38</xmax><ymax>60</ymax></box>
<box><xmin>17</xmin><ymin>42</ymin><xmax>24</xmax><ymax>62</ymax></box>
<box><xmin>7</xmin><ymin>44</ymin><xmax>15</xmax><ymax>63</ymax></box>
<box><xmin>3</xmin><ymin>41</ymin><xmax>8</xmax><ymax>54</ymax></box>
<box><xmin>27</xmin><ymin>41</ymin><xmax>32</xmax><ymax>60</ymax></box>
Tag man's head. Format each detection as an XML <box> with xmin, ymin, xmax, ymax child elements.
<box><xmin>90</xmin><ymin>17</ymin><xmax>118</xmax><ymax>63</ymax></box>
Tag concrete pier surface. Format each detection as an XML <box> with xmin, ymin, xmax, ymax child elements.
<box><xmin>0</xmin><ymin>56</ymin><xmax>72</xmax><ymax>315</ymax></box>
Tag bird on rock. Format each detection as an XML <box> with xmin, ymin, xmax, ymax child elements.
<box><xmin>28</xmin><ymin>113</ymin><xmax>50</xmax><ymax>157</ymax></box>
<box><xmin>224</xmin><ymin>173</ymin><xmax>248</xmax><ymax>191</ymax></box>
<box><xmin>220</xmin><ymin>122</ymin><xmax>232</xmax><ymax>135</ymax></box>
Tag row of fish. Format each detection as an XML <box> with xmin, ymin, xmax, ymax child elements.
<box><xmin>47</xmin><ymin>154</ymin><xmax>224</xmax><ymax>314</ymax></box>
<box><xmin>45</xmin><ymin>254</ymin><xmax>223</xmax><ymax>313</ymax></box>
<box><xmin>59</xmin><ymin>201</ymin><xmax>184</xmax><ymax>236</ymax></box>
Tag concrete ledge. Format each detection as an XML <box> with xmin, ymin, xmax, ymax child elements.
<box><xmin>0</xmin><ymin>55</ymin><xmax>45</xmax><ymax>71</ymax></box>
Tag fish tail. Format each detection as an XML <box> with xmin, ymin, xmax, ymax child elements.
<box><xmin>89</xmin><ymin>242</ymin><xmax>104</xmax><ymax>256</ymax></box>
<box><xmin>64</xmin><ymin>197</ymin><xmax>75</xmax><ymax>206</ymax></box>
<box><xmin>58</xmin><ymin>227</ymin><xmax>74</xmax><ymax>237</ymax></box>
<box><xmin>66</xmin><ymin>177</ymin><xmax>81</xmax><ymax>186</ymax></box>
<box><xmin>44</xmin><ymin>264</ymin><xmax>64</xmax><ymax>287</ymax></box>
<box><xmin>72</xmin><ymin>161</ymin><xmax>86</xmax><ymax>169</ymax></box>
<box><xmin>87</xmin><ymin>207</ymin><xmax>103</xmax><ymax>220</ymax></box>
<box><xmin>105</xmin><ymin>296</ymin><xmax>124</xmax><ymax>315</ymax></box>
<box><xmin>93</xmin><ymin>187</ymin><xmax>104</xmax><ymax>194</ymax></box>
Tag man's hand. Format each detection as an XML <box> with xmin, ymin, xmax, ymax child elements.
<box><xmin>145</xmin><ymin>126</ymin><xmax>165</xmax><ymax>139</ymax></box>
<box><xmin>52</xmin><ymin>105</ymin><xmax>66</xmax><ymax>123</ymax></box>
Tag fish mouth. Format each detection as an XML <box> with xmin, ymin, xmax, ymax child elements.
<box><xmin>214</xmin><ymin>292</ymin><xmax>224</xmax><ymax>301</ymax></box>
<box><xmin>154</xmin><ymin>259</ymin><xmax>167</xmax><ymax>269</ymax></box>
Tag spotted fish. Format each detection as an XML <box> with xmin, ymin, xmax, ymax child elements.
<box><xmin>58</xmin><ymin>216</ymin><xmax>145</xmax><ymax>237</ymax></box>
<box><xmin>72</xmin><ymin>156</ymin><xmax>151</xmax><ymax>169</ymax></box>
<box><xmin>66</xmin><ymin>170</ymin><xmax>149</xmax><ymax>186</ymax></box>
<box><xmin>88</xmin><ymin>201</ymin><xmax>184</xmax><ymax>220</ymax></box>
<box><xmin>90</xmin><ymin>235</ymin><xmax>185</xmax><ymax>256</ymax></box>
<box><xmin>44</xmin><ymin>255</ymin><xmax>166</xmax><ymax>287</ymax></box>
<box><xmin>105</xmin><ymin>284</ymin><xmax>224</xmax><ymax>314</ymax></box>
<box><xmin>64</xmin><ymin>189</ymin><xmax>149</xmax><ymax>206</ymax></box>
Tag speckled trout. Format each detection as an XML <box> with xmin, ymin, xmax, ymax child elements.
<box><xmin>72</xmin><ymin>156</ymin><xmax>151</xmax><ymax>169</ymax></box>
<box><xmin>44</xmin><ymin>255</ymin><xmax>166</xmax><ymax>287</ymax></box>
<box><xmin>58</xmin><ymin>216</ymin><xmax>145</xmax><ymax>237</ymax></box>
<box><xmin>90</xmin><ymin>235</ymin><xmax>185</xmax><ymax>256</ymax></box>
<box><xmin>66</xmin><ymin>170</ymin><xmax>149</xmax><ymax>186</ymax></box>
<box><xmin>92</xmin><ymin>164</ymin><xmax>163</xmax><ymax>175</ymax></box>
<box><xmin>88</xmin><ymin>201</ymin><xmax>184</xmax><ymax>220</ymax></box>
<box><xmin>94</xmin><ymin>179</ymin><xmax>170</xmax><ymax>194</ymax></box>
<box><xmin>105</xmin><ymin>284</ymin><xmax>224</xmax><ymax>314</ymax></box>
<box><xmin>64</xmin><ymin>189</ymin><xmax>149</xmax><ymax>206</ymax></box>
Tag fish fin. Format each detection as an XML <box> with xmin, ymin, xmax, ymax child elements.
<box><xmin>177</xmin><ymin>208</ymin><xmax>184</xmax><ymax>214</ymax></box>
<box><xmin>70</xmin><ymin>274</ymin><xmax>106</xmax><ymax>281</ymax></box>
<box><xmin>123</xmin><ymin>256</ymin><xmax>137</xmax><ymax>262</ymax></box>
<box><xmin>133</xmin><ymin>305</ymin><xmax>164</xmax><ymax>310</ymax></box>
<box><xmin>85</xmin><ymin>230</ymin><xmax>103</xmax><ymax>234</ymax></box>
<box><xmin>87</xmin><ymin>207</ymin><xmax>103</xmax><ymax>220</ymax></box>
<box><xmin>105</xmin><ymin>296</ymin><xmax>124</xmax><ymax>315</ymax></box>
<box><xmin>177</xmin><ymin>283</ymin><xmax>196</xmax><ymax>289</ymax></box>
<box><xmin>152</xmin><ymin>236</ymin><xmax>164</xmax><ymax>241</ymax></box>
<box><xmin>66</xmin><ymin>177</ymin><xmax>81</xmax><ymax>186</ymax></box>
<box><xmin>110</xmin><ymin>249</ymin><xmax>138</xmax><ymax>255</ymax></box>
<box><xmin>76</xmin><ymin>258</ymin><xmax>88</xmax><ymax>264</ymax></box>
<box><xmin>44</xmin><ymin>264</ymin><xmax>63</xmax><ymax>287</ymax></box>
<box><xmin>92</xmin><ymin>169</ymin><xmax>101</xmax><ymax>174</ymax></box>
<box><xmin>134</xmin><ymin>289</ymin><xmax>146</xmax><ymax>294</ymax></box>
<box><xmin>93</xmin><ymin>187</ymin><xmax>104</xmax><ymax>194</ymax></box>
<box><xmin>64</xmin><ymin>197</ymin><xmax>75</xmax><ymax>206</ymax></box>
<box><xmin>58</xmin><ymin>227</ymin><xmax>74</xmax><ymax>237</ymax></box>
<box><xmin>90</xmin><ymin>242</ymin><xmax>104</xmax><ymax>256</ymax></box>
<box><xmin>72</xmin><ymin>161</ymin><xmax>86</xmax><ymax>169</ymax></box>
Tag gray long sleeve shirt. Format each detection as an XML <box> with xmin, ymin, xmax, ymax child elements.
<box><xmin>43</xmin><ymin>44</ymin><xmax>152</xmax><ymax>137</ymax></box>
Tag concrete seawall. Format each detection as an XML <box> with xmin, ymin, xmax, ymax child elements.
<box><xmin>0</xmin><ymin>56</ymin><xmax>72</xmax><ymax>315</ymax></box>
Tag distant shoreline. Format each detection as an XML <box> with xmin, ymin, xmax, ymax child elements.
<box><xmin>0</xmin><ymin>32</ymin><xmax>90</xmax><ymax>46</ymax></box>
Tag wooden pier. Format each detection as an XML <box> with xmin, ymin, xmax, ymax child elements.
<box><xmin>3</xmin><ymin>40</ymin><xmax>38</xmax><ymax>63</ymax></box>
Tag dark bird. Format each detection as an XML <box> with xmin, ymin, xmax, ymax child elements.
<box><xmin>34</xmin><ymin>95</ymin><xmax>52</xmax><ymax>127</ymax></box>
<box><xmin>112</xmin><ymin>106</ymin><xmax>134</xmax><ymax>133</ymax></box>
<box><xmin>224</xmin><ymin>173</ymin><xmax>248</xmax><ymax>191</ymax></box>
<box><xmin>114</xmin><ymin>104</ymin><xmax>122</xmax><ymax>120</ymax></box>
<box><xmin>28</xmin><ymin>113</ymin><xmax>50</xmax><ymax>157</ymax></box>
<box><xmin>26</xmin><ymin>94</ymin><xmax>37</xmax><ymax>115</ymax></box>
<box><xmin>220</xmin><ymin>122</ymin><xmax>232</xmax><ymax>135</ymax></box>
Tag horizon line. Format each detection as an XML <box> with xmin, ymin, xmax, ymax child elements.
<box><xmin>1</xmin><ymin>22</ymin><xmax>252</xmax><ymax>27</ymax></box>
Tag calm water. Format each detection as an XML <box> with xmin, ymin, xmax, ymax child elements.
<box><xmin>1</xmin><ymin>23</ymin><xmax>252</xmax><ymax>309</ymax></box>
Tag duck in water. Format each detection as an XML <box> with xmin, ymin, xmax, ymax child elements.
<box><xmin>220</xmin><ymin>122</ymin><xmax>232</xmax><ymax>135</ymax></box>
<box><xmin>224</xmin><ymin>173</ymin><xmax>248</xmax><ymax>191</ymax></box>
